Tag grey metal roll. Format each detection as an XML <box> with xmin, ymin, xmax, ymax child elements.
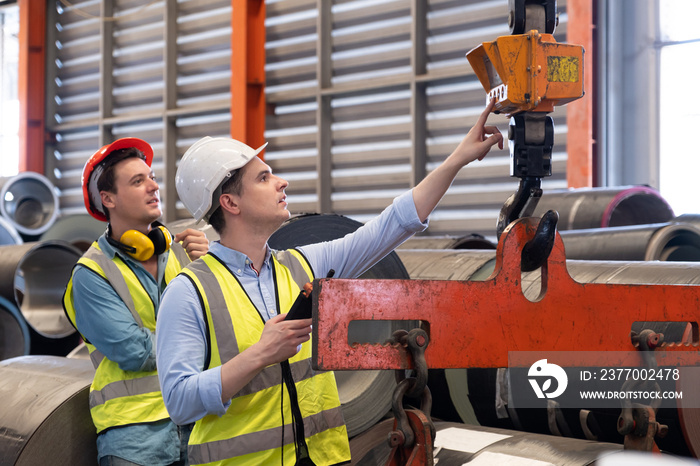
<box><xmin>353</xmin><ymin>420</ymin><xmax>623</xmax><ymax>465</ymax></box>
<box><xmin>398</xmin><ymin>234</ymin><xmax>496</xmax><ymax>250</ymax></box>
<box><xmin>67</xmin><ymin>341</ymin><xmax>90</xmax><ymax>360</ymax></box>
<box><xmin>558</xmin><ymin>222</ymin><xmax>700</xmax><ymax>261</ymax></box>
<box><xmin>0</xmin><ymin>241</ymin><xmax>82</xmax><ymax>341</ymax></box>
<box><xmin>0</xmin><ymin>172</ymin><xmax>60</xmax><ymax>238</ymax></box>
<box><xmin>673</xmin><ymin>214</ymin><xmax>700</xmax><ymax>231</ymax></box>
<box><xmin>0</xmin><ymin>355</ymin><xmax>96</xmax><ymax>465</ymax></box>
<box><xmin>40</xmin><ymin>214</ymin><xmax>107</xmax><ymax>252</ymax></box>
<box><xmin>398</xmin><ymin>247</ymin><xmax>700</xmax><ymax>307</ymax></box>
<box><xmin>531</xmin><ymin>185</ymin><xmax>674</xmax><ymax>230</ymax></box>
<box><xmin>0</xmin><ymin>215</ymin><xmax>23</xmax><ymax>246</ymax></box>
<box><xmin>0</xmin><ymin>295</ymin><xmax>30</xmax><ymax>361</ymax></box>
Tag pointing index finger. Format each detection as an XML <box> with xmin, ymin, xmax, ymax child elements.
<box><xmin>476</xmin><ymin>97</ymin><xmax>496</xmax><ymax>127</ymax></box>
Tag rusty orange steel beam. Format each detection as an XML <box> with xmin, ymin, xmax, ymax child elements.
<box><xmin>18</xmin><ymin>0</ymin><xmax>46</xmax><ymax>174</ymax></box>
<box><xmin>231</xmin><ymin>0</ymin><xmax>266</xmax><ymax>157</ymax></box>
<box><xmin>313</xmin><ymin>217</ymin><xmax>700</xmax><ymax>371</ymax></box>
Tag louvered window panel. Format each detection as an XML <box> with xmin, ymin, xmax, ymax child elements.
<box><xmin>266</xmin><ymin>0</ymin><xmax>570</xmax><ymax>241</ymax></box>
<box><xmin>46</xmin><ymin>0</ymin><xmax>232</xmax><ymax>220</ymax></box>
<box><xmin>46</xmin><ymin>0</ymin><xmax>569</xmax><ymax>241</ymax></box>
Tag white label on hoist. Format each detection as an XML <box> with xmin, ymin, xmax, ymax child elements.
<box><xmin>465</xmin><ymin>452</ymin><xmax>556</xmax><ymax>466</ymax></box>
<box><xmin>433</xmin><ymin>427</ymin><xmax>510</xmax><ymax>453</ymax></box>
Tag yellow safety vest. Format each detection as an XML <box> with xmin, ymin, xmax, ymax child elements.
<box><xmin>180</xmin><ymin>249</ymin><xmax>351</xmax><ymax>466</ymax></box>
<box><xmin>63</xmin><ymin>241</ymin><xmax>190</xmax><ymax>434</ymax></box>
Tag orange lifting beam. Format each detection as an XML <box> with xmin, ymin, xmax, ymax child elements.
<box><xmin>230</xmin><ymin>0</ymin><xmax>266</xmax><ymax>157</ymax></box>
<box><xmin>312</xmin><ymin>217</ymin><xmax>700</xmax><ymax>372</ymax></box>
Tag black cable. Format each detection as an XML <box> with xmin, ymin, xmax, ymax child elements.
<box><xmin>280</xmin><ymin>371</ymin><xmax>285</xmax><ymax>466</ymax></box>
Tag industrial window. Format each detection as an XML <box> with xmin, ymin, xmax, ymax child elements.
<box><xmin>0</xmin><ymin>3</ymin><xmax>18</xmax><ymax>177</ymax></box>
<box><xmin>658</xmin><ymin>0</ymin><xmax>700</xmax><ymax>215</ymax></box>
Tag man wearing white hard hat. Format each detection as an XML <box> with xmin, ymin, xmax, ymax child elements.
<box><xmin>156</xmin><ymin>100</ymin><xmax>504</xmax><ymax>465</ymax></box>
<box><xmin>63</xmin><ymin>138</ymin><xmax>209</xmax><ymax>466</ymax></box>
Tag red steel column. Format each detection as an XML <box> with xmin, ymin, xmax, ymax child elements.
<box><xmin>18</xmin><ymin>0</ymin><xmax>46</xmax><ymax>174</ymax></box>
<box><xmin>231</xmin><ymin>0</ymin><xmax>266</xmax><ymax>157</ymax></box>
<box><xmin>566</xmin><ymin>0</ymin><xmax>595</xmax><ymax>188</ymax></box>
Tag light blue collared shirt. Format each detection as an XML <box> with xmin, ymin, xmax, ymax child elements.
<box><xmin>70</xmin><ymin>232</ymin><xmax>181</xmax><ymax>465</ymax></box>
<box><xmin>156</xmin><ymin>190</ymin><xmax>427</xmax><ymax>425</ymax></box>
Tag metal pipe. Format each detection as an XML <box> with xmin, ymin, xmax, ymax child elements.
<box><xmin>0</xmin><ymin>172</ymin><xmax>60</xmax><ymax>238</ymax></box>
<box><xmin>558</xmin><ymin>222</ymin><xmax>700</xmax><ymax>261</ymax></box>
<box><xmin>39</xmin><ymin>214</ymin><xmax>106</xmax><ymax>252</ymax></box>
<box><xmin>352</xmin><ymin>419</ymin><xmax>624</xmax><ymax>465</ymax></box>
<box><xmin>531</xmin><ymin>185</ymin><xmax>674</xmax><ymax>230</ymax></box>
<box><xmin>0</xmin><ymin>241</ymin><xmax>82</xmax><ymax>339</ymax></box>
<box><xmin>0</xmin><ymin>355</ymin><xmax>96</xmax><ymax>465</ymax></box>
<box><xmin>398</xmin><ymin>233</ymin><xmax>496</xmax><ymax>250</ymax></box>
<box><xmin>0</xmin><ymin>295</ymin><xmax>30</xmax><ymax>361</ymax></box>
<box><xmin>0</xmin><ymin>215</ymin><xmax>23</xmax><ymax>246</ymax></box>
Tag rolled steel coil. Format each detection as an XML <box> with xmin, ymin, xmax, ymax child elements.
<box><xmin>0</xmin><ymin>215</ymin><xmax>23</xmax><ymax>246</ymax></box>
<box><xmin>531</xmin><ymin>185</ymin><xmax>674</xmax><ymax>230</ymax></box>
<box><xmin>558</xmin><ymin>222</ymin><xmax>700</xmax><ymax>262</ymax></box>
<box><xmin>269</xmin><ymin>213</ymin><xmax>414</xmax><ymax>438</ymax></box>
<box><xmin>40</xmin><ymin>214</ymin><xmax>107</xmax><ymax>252</ymax></box>
<box><xmin>398</xmin><ymin>233</ymin><xmax>496</xmax><ymax>250</ymax></box>
<box><xmin>0</xmin><ymin>172</ymin><xmax>60</xmax><ymax>238</ymax></box>
<box><xmin>0</xmin><ymin>294</ymin><xmax>30</xmax><ymax>361</ymax></box>
<box><xmin>351</xmin><ymin>419</ymin><xmax>624</xmax><ymax>465</ymax></box>
<box><xmin>0</xmin><ymin>241</ymin><xmax>83</xmax><ymax>355</ymax></box>
<box><xmin>396</xmin><ymin>249</ymin><xmax>700</xmax><ymax>457</ymax></box>
<box><xmin>0</xmin><ymin>355</ymin><xmax>96</xmax><ymax>465</ymax></box>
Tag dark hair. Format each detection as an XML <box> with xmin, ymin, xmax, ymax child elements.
<box><xmin>96</xmin><ymin>147</ymin><xmax>147</xmax><ymax>221</ymax></box>
<box><xmin>208</xmin><ymin>169</ymin><xmax>244</xmax><ymax>235</ymax></box>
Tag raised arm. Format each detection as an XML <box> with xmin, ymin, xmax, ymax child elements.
<box><xmin>412</xmin><ymin>99</ymin><xmax>503</xmax><ymax>222</ymax></box>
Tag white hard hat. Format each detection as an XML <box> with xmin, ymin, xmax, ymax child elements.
<box><xmin>176</xmin><ymin>137</ymin><xmax>268</xmax><ymax>222</ymax></box>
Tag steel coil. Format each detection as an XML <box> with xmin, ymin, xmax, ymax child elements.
<box><xmin>40</xmin><ymin>214</ymin><xmax>107</xmax><ymax>252</ymax></box>
<box><xmin>0</xmin><ymin>241</ymin><xmax>83</xmax><ymax>355</ymax></box>
<box><xmin>0</xmin><ymin>172</ymin><xmax>60</xmax><ymax>238</ymax></box>
<box><xmin>0</xmin><ymin>215</ymin><xmax>23</xmax><ymax>246</ymax></box>
<box><xmin>531</xmin><ymin>186</ymin><xmax>674</xmax><ymax>230</ymax></box>
<box><xmin>559</xmin><ymin>222</ymin><xmax>700</xmax><ymax>261</ymax></box>
<box><xmin>0</xmin><ymin>355</ymin><xmax>96</xmax><ymax>465</ymax></box>
<box><xmin>398</xmin><ymin>234</ymin><xmax>496</xmax><ymax>250</ymax></box>
<box><xmin>352</xmin><ymin>420</ymin><xmax>624</xmax><ymax>465</ymax></box>
<box><xmin>0</xmin><ymin>294</ymin><xmax>30</xmax><ymax>361</ymax></box>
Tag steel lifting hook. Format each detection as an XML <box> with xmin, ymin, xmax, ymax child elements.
<box><xmin>521</xmin><ymin>209</ymin><xmax>559</xmax><ymax>272</ymax></box>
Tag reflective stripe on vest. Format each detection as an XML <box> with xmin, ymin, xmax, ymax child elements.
<box><xmin>62</xmin><ymin>241</ymin><xmax>189</xmax><ymax>433</ymax></box>
<box><xmin>181</xmin><ymin>249</ymin><xmax>351</xmax><ymax>466</ymax></box>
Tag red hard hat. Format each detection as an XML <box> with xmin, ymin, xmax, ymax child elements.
<box><xmin>82</xmin><ymin>138</ymin><xmax>154</xmax><ymax>221</ymax></box>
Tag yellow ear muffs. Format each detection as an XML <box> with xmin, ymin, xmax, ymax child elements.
<box><xmin>147</xmin><ymin>225</ymin><xmax>172</xmax><ymax>257</ymax></box>
<box><xmin>108</xmin><ymin>225</ymin><xmax>172</xmax><ymax>261</ymax></box>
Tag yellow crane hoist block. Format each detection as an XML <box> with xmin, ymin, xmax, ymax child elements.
<box><xmin>466</xmin><ymin>30</ymin><xmax>585</xmax><ymax>117</ymax></box>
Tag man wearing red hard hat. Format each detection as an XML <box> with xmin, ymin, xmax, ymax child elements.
<box><xmin>63</xmin><ymin>137</ymin><xmax>208</xmax><ymax>466</ymax></box>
